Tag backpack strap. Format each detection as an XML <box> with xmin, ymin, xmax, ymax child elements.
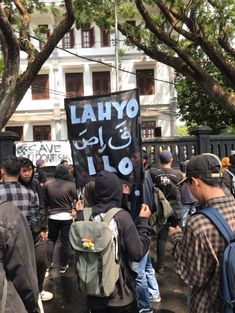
<box><xmin>103</xmin><ymin>208</ymin><xmax>122</xmax><ymax>224</ymax></box>
<box><xmin>197</xmin><ymin>208</ymin><xmax>234</xmax><ymax>244</ymax></box>
<box><xmin>83</xmin><ymin>207</ymin><xmax>93</xmax><ymax>221</ymax></box>
<box><xmin>226</xmin><ymin>169</ymin><xmax>235</xmax><ymax>178</ymax></box>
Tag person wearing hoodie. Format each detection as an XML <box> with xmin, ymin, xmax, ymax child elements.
<box><xmin>43</xmin><ymin>164</ymin><xmax>78</xmax><ymax>274</ymax></box>
<box><xmin>75</xmin><ymin>170</ymin><xmax>152</xmax><ymax>313</ymax></box>
<box><xmin>19</xmin><ymin>157</ymin><xmax>53</xmax><ymax>302</ymax></box>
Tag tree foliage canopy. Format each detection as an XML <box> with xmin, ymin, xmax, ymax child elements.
<box><xmin>74</xmin><ymin>0</ymin><xmax>235</xmax><ymax>113</ymax></box>
<box><xmin>0</xmin><ymin>0</ymin><xmax>75</xmax><ymax>130</ymax></box>
<box><xmin>175</xmin><ymin>49</ymin><xmax>234</xmax><ymax>133</ymax></box>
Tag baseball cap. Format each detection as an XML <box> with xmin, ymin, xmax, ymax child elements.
<box><xmin>159</xmin><ymin>150</ymin><xmax>173</xmax><ymax>164</ymax></box>
<box><xmin>178</xmin><ymin>153</ymin><xmax>222</xmax><ymax>185</ymax></box>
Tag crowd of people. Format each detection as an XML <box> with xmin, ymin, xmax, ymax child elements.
<box><xmin>1</xmin><ymin>150</ymin><xmax>235</xmax><ymax>313</ymax></box>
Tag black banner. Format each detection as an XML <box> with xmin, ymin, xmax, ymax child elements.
<box><xmin>65</xmin><ymin>89</ymin><xmax>143</xmax><ymax>192</ymax></box>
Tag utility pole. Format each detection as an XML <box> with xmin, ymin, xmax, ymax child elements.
<box><xmin>114</xmin><ymin>0</ymin><xmax>119</xmax><ymax>91</ymax></box>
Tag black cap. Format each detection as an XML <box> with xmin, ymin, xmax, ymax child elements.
<box><xmin>178</xmin><ymin>153</ymin><xmax>222</xmax><ymax>185</ymax></box>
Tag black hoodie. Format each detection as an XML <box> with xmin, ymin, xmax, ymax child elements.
<box><xmin>76</xmin><ymin>170</ymin><xmax>151</xmax><ymax>309</ymax></box>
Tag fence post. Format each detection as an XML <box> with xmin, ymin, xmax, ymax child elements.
<box><xmin>0</xmin><ymin>131</ymin><xmax>19</xmax><ymax>167</ymax></box>
<box><xmin>192</xmin><ymin>125</ymin><xmax>212</xmax><ymax>154</ymax></box>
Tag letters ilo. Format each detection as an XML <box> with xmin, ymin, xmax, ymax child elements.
<box><xmin>87</xmin><ymin>155</ymin><xmax>133</xmax><ymax>176</ymax></box>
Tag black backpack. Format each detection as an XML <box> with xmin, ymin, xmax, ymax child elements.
<box><xmin>150</xmin><ymin>169</ymin><xmax>182</xmax><ymax>225</ymax></box>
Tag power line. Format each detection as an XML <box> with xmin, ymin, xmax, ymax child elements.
<box><xmin>27</xmin><ymin>33</ymin><xmax>174</xmax><ymax>85</ymax></box>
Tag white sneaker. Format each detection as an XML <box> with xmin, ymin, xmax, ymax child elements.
<box><xmin>151</xmin><ymin>294</ymin><xmax>161</xmax><ymax>303</ymax></box>
<box><xmin>40</xmin><ymin>290</ymin><xmax>53</xmax><ymax>301</ymax></box>
<box><xmin>45</xmin><ymin>262</ymin><xmax>53</xmax><ymax>278</ymax></box>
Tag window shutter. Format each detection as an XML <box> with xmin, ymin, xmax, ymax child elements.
<box><xmin>70</xmin><ymin>28</ymin><xmax>75</xmax><ymax>48</ymax></box>
<box><xmin>32</xmin><ymin>74</ymin><xmax>49</xmax><ymax>100</ymax></box>
<box><xmin>90</xmin><ymin>27</ymin><xmax>95</xmax><ymax>47</ymax></box>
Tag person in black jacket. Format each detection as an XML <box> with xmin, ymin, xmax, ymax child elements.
<box><xmin>150</xmin><ymin>150</ymin><xmax>183</xmax><ymax>274</ymax></box>
<box><xmin>75</xmin><ymin>170</ymin><xmax>152</xmax><ymax>313</ymax></box>
<box><xmin>19</xmin><ymin>157</ymin><xmax>53</xmax><ymax>302</ymax></box>
<box><xmin>43</xmin><ymin>164</ymin><xmax>78</xmax><ymax>274</ymax></box>
<box><xmin>0</xmin><ymin>200</ymin><xmax>40</xmax><ymax>313</ymax></box>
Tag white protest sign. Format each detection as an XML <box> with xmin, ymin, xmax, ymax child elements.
<box><xmin>16</xmin><ymin>141</ymin><xmax>72</xmax><ymax>166</ymax></box>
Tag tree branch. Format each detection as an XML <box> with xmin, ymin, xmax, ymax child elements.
<box><xmin>18</xmin><ymin>0</ymin><xmax>75</xmax><ymax>96</ymax></box>
<box><xmin>13</xmin><ymin>0</ymin><xmax>38</xmax><ymax>63</ymax></box>
<box><xmin>0</xmin><ymin>5</ymin><xmax>19</xmax><ymax>88</ymax></box>
<box><xmin>152</xmin><ymin>0</ymin><xmax>235</xmax><ymax>86</ymax></box>
<box><xmin>119</xmin><ymin>3</ymin><xmax>235</xmax><ymax>113</ymax></box>
<box><xmin>135</xmin><ymin>0</ymin><xmax>205</xmax><ymax>76</ymax></box>
<box><xmin>218</xmin><ymin>22</ymin><xmax>235</xmax><ymax>59</ymax></box>
<box><xmin>153</xmin><ymin>0</ymin><xmax>195</xmax><ymax>42</ymax></box>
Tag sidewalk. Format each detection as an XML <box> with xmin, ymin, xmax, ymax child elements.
<box><xmin>43</xmin><ymin>239</ymin><xmax>188</xmax><ymax>313</ymax></box>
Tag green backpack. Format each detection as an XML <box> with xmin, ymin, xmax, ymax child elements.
<box><xmin>149</xmin><ymin>187</ymin><xmax>173</xmax><ymax>233</ymax></box>
<box><xmin>69</xmin><ymin>207</ymin><xmax>122</xmax><ymax>297</ymax></box>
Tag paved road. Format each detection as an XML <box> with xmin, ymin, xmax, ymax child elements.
<box><xmin>43</xmin><ymin>239</ymin><xmax>188</xmax><ymax>313</ymax></box>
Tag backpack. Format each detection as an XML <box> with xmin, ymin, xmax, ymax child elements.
<box><xmin>226</xmin><ymin>170</ymin><xmax>235</xmax><ymax>196</ymax></box>
<box><xmin>0</xmin><ymin>263</ymin><xmax>7</xmax><ymax>313</ymax></box>
<box><xmin>150</xmin><ymin>169</ymin><xmax>182</xmax><ymax>223</ymax></box>
<box><xmin>69</xmin><ymin>207</ymin><xmax>122</xmax><ymax>297</ymax></box>
<box><xmin>198</xmin><ymin>208</ymin><xmax>235</xmax><ymax>313</ymax></box>
<box><xmin>0</xmin><ymin>218</ymin><xmax>7</xmax><ymax>313</ymax></box>
<box><xmin>149</xmin><ymin>187</ymin><xmax>173</xmax><ymax>233</ymax></box>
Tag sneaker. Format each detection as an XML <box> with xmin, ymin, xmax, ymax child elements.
<box><xmin>139</xmin><ymin>309</ymin><xmax>153</xmax><ymax>313</ymax></box>
<box><xmin>45</xmin><ymin>262</ymin><xmax>53</xmax><ymax>278</ymax></box>
<box><xmin>40</xmin><ymin>290</ymin><xmax>53</xmax><ymax>301</ymax></box>
<box><xmin>151</xmin><ymin>294</ymin><xmax>161</xmax><ymax>303</ymax></box>
<box><xmin>60</xmin><ymin>264</ymin><xmax>69</xmax><ymax>274</ymax></box>
<box><xmin>47</xmin><ymin>262</ymin><xmax>54</xmax><ymax>270</ymax></box>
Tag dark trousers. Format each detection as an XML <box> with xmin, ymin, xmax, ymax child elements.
<box><xmin>34</xmin><ymin>236</ymin><xmax>49</xmax><ymax>292</ymax></box>
<box><xmin>156</xmin><ymin>223</ymin><xmax>169</xmax><ymax>269</ymax></box>
<box><xmin>89</xmin><ymin>301</ymin><xmax>139</xmax><ymax>313</ymax></box>
<box><xmin>48</xmin><ymin>219</ymin><xmax>73</xmax><ymax>267</ymax></box>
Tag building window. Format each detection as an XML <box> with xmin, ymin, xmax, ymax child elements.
<box><xmin>92</xmin><ymin>71</ymin><xmax>110</xmax><ymax>95</ymax></box>
<box><xmin>101</xmin><ymin>28</ymin><xmax>110</xmax><ymax>47</ymax></box>
<box><xmin>33</xmin><ymin>125</ymin><xmax>51</xmax><ymax>141</ymax></box>
<box><xmin>141</xmin><ymin>121</ymin><xmax>156</xmax><ymax>138</ymax></box>
<box><xmin>126</xmin><ymin>20</ymin><xmax>136</xmax><ymax>27</ymax></box>
<box><xmin>65</xmin><ymin>73</ymin><xmax>84</xmax><ymax>97</ymax></box>
<box><xmin>32</xmin><ymin>74</ymin><xmax>49</xmax><ymax>100</ymax></box>
<box><xmin>5</xmin><ymin>126</ymin><xmax>24</xmax><ymax>141</ymax></box>
<box><xmin>62</xmin><ymin>29</ymin><xmax>75</xmax><ymax>49</ymax></box>
<box><xmin>136</xmin><ymin>69</ymin><xmax>155</xmax><ymax>95</ymax></box>
<box><xmin>81</xmin><ymin>25</ymin><xmax>95</xmax><ymax>48</ymax></box>
<box><xmin>38</xmin><ymin>25</ymin><xmax>49</xmax><ymax>50</ymax></box>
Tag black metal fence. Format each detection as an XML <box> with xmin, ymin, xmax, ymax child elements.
<box><xmin>142</xmin><ymin>125</ymin><xmax>235</xmax><ymax>168</ymax></box>
<box><xmin>1</xmin><ymin>125</ymin><xmax>235</xmax><ymax>170</ymax></box>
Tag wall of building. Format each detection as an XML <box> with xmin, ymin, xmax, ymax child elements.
<box><xmin>5</xmin><ymin>9</ymin><xmax>177</xmax><ymax>141</ymax></box>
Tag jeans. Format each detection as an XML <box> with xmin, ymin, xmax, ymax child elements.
<box><xmin>132</xmin><ymin>250</ymin><xmax>160</xmax><ymax>310</ymax></box>
<box><xmin>89</xmin><ymin>301</ymin><xmax>139</xmax><ymax>313</ymax></box>
<box><xmin>182</xmin><ymin>204</ymin><xmax>196</xmax><ymax>227</ymax></box>
<box><xmin>48</xmin><ymin>218</ymin><xmax>72</xmax><ymax>267</ymax></box>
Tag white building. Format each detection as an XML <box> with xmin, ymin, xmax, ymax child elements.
<box><xmin>5</xmin><ymin>7</ymin><xmax>177</xmax><ymax>142</ymax></box>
